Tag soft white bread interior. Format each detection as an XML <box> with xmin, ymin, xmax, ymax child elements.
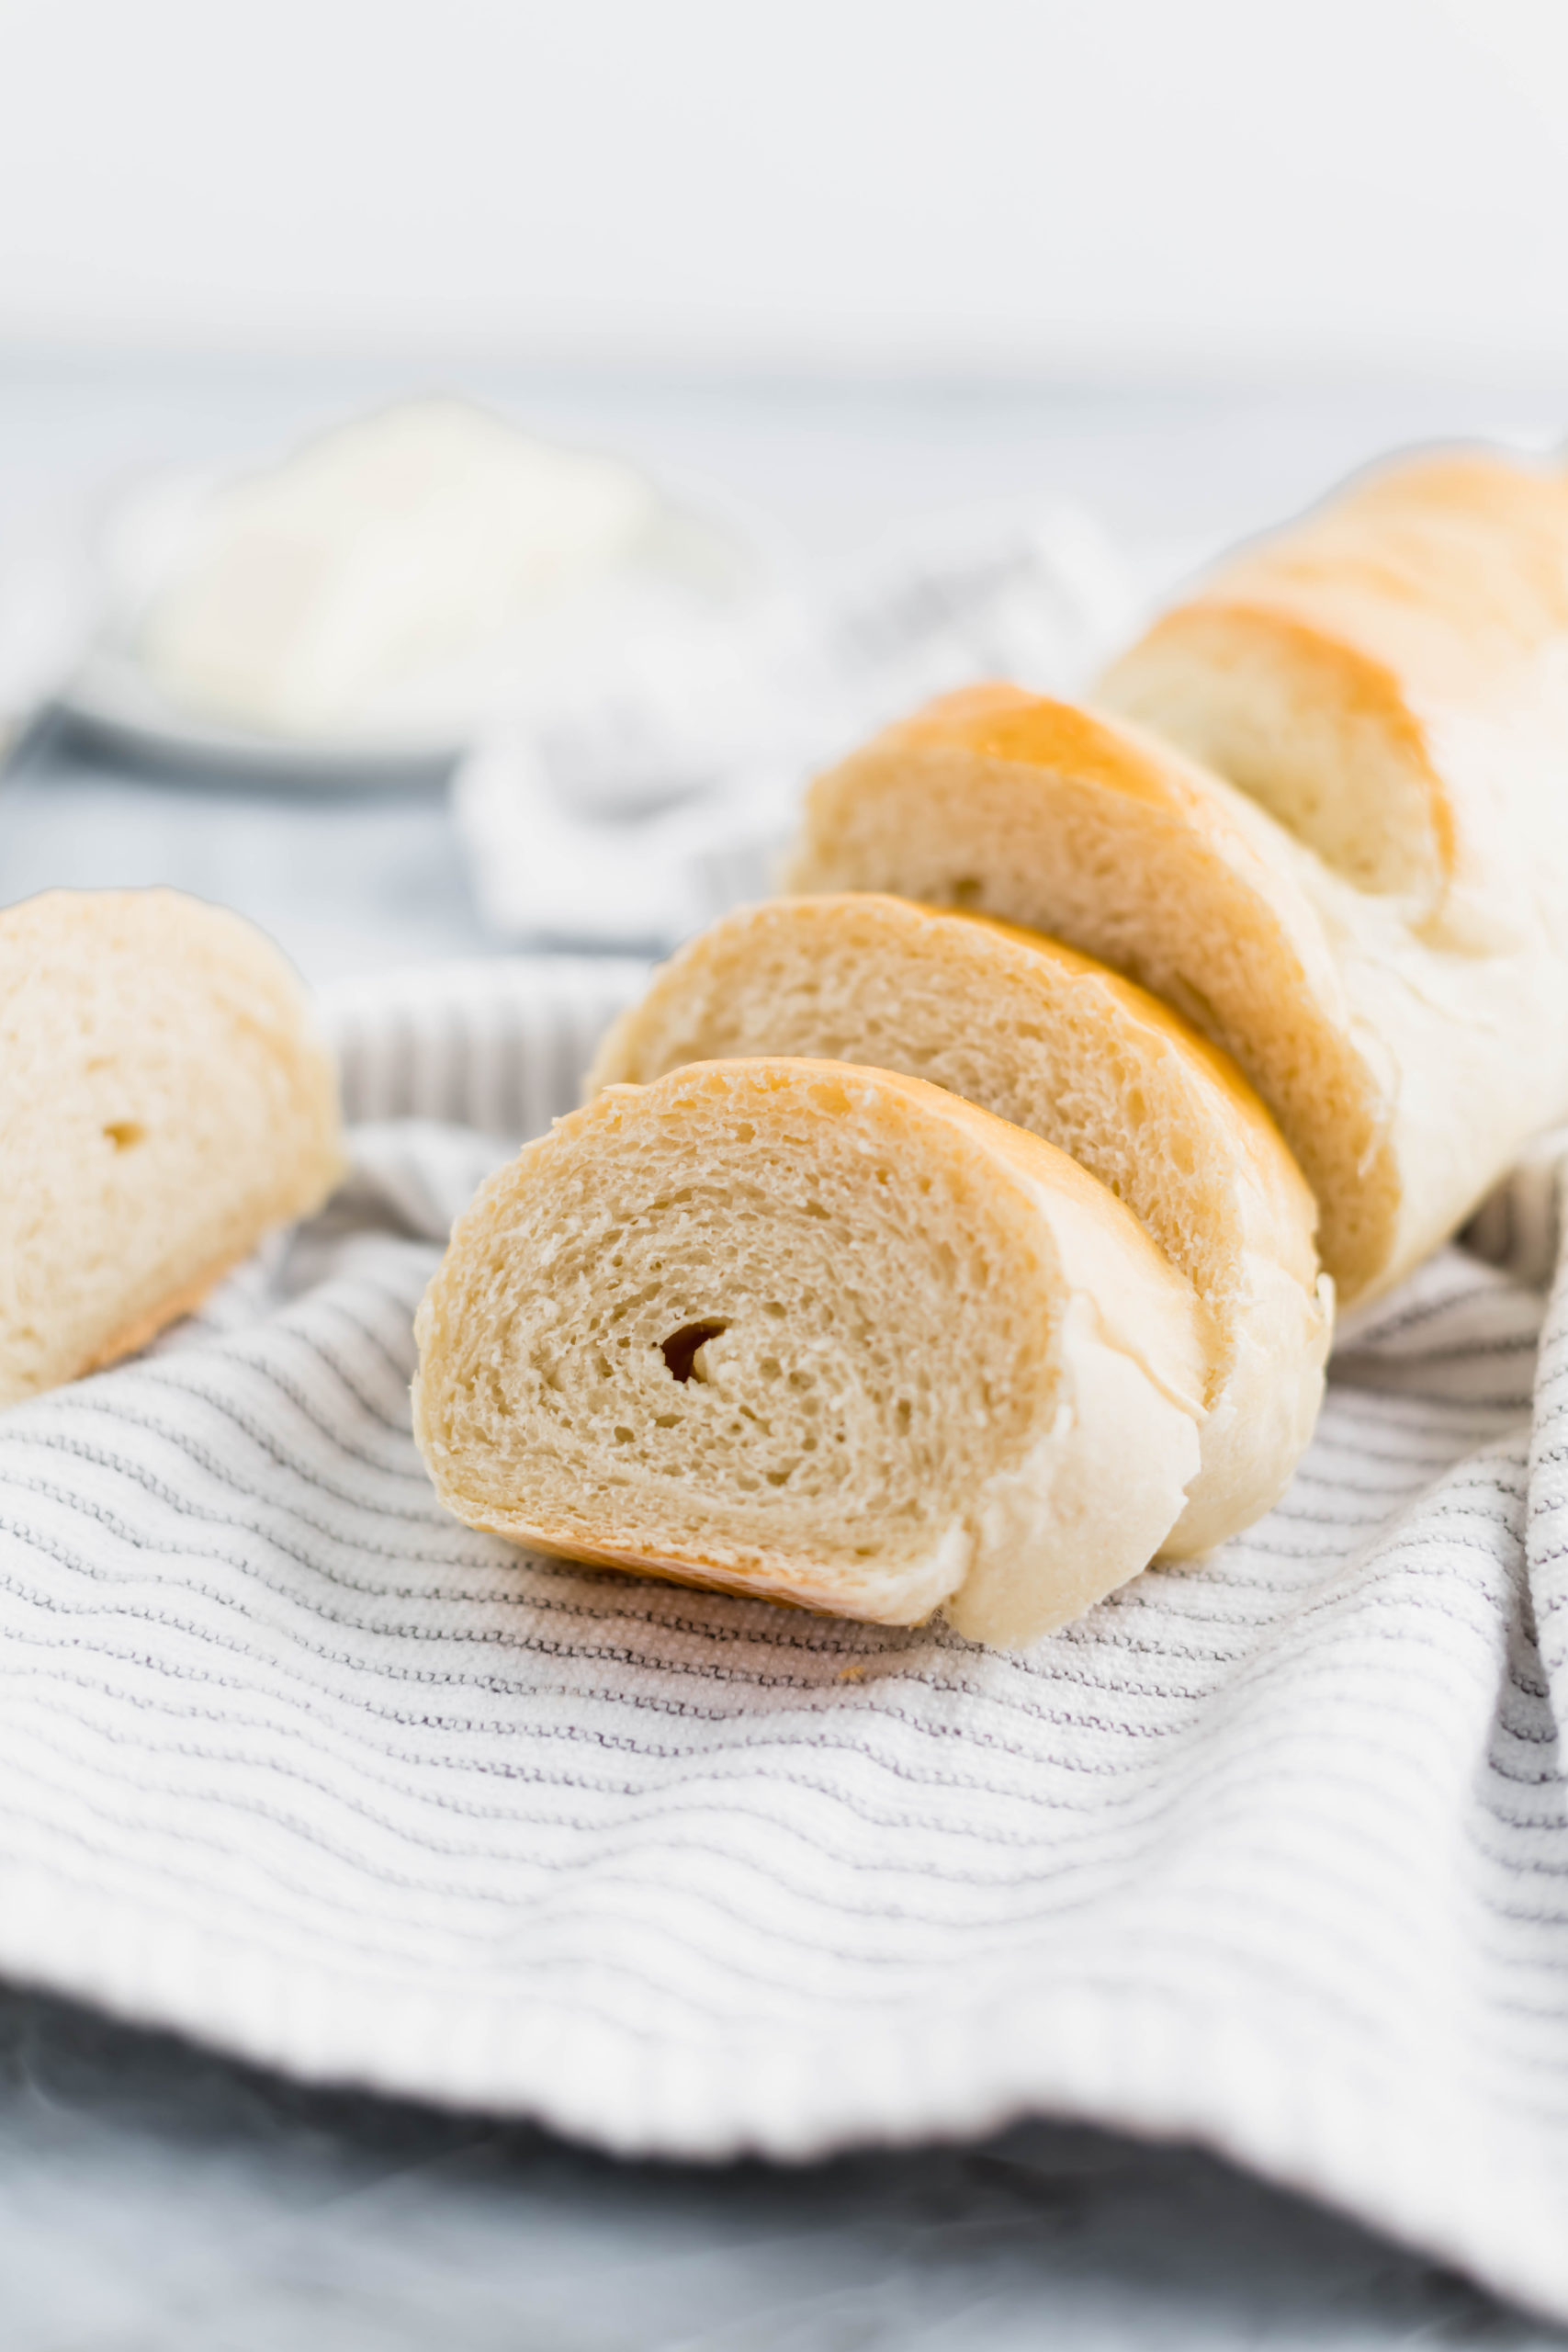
<box><xmin>0</xmin><ymin>888</ymin><xmax>344</xmax><ymax>1408</ymax></box>
<box><xmin>785</xmin><ymin>682</ymin><xmax>1568</xmax><ymax>1306</ymax></box>
<box><xmin>587</xmin><ymin>893</ymin><xmax>1331</xmax><ymax>1555</ymax></box>
<box><xmin>412</xmin><ymin>1058</ymin><xmax>1208</xmax><ymax>1646</ymax></box>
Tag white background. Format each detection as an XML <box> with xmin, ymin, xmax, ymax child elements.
<box><xmin>0</xmin><ymin>0</ymin><xmax>1565</xmax><ymax>379</ymax></box>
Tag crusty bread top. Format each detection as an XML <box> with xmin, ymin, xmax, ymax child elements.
<box><xmin>588</xmin><ymin>888</ymin><xmax>1320</xmax><ymax>1307</ymax></box>
<box><xmin>1200</xmin><ymin>453</ymin><xmax>1568</xmax><ymax>701</ymax></box>
<box><xmin>1099</xmin><ymin>448</ymin><xmax>1568</xmax><ymax>933</ymax></box>
<box><xmin>784</xmin><ymin>684</ymin><xmax>1436</xmax><ymax>1298</ymax></box>
<box><xmin>872</xmin><ymin>684</ymin><xmax>1350</xmax><ymax>1010</ymax></box>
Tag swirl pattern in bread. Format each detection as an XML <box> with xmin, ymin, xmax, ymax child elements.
<box><xmin>586</xmin><ymin>892</ymin><xmax>1330</xmax><ymax>1555</ymax></box>
<box><xmin>412</xmin><ymin>1058</ymin><xmax>1207</xmax><ymax>1645</ymax></box>
<box><xmin>414</xmin><ymin>443</ymin><xmax>1568</xmax><ymax>1645</ymax></box>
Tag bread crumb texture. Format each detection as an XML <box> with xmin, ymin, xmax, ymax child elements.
<box><xmin>0</xmin><ymin>888</ymin><xmax>344</xmax><ymax>1407</ymax></box>
<box><xmin>791</xmin><ymin>619</ymin><xmax>1568</xmax><ymax>1310</ymax></box>
<box><xmin>414</xmin><ymin>1059</ymin><xmax>1207</xmax><ymax>1645</ymax></box>
<box><xmin>588</xmin><ymin>894</ymin><xmax>1330</xmax><ymax>1555</ymax></box>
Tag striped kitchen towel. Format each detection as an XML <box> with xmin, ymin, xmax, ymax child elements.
<box><xmin>1</xmin><ymin>956</ymin><xmax>1566</xmax><ymax>2323</ymax></box>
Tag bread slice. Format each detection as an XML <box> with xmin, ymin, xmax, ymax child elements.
<box><xmin>586</xmin><ymin>894</ymin><xmax>1330</xmax><ymax>1555</ymax></box>
<box><xmin>412</xmin><ymin>1058</ymin><xmax>1208</xmax><ymax>1646</ymax></box>
<box><xmin>784</xmin><ymin>684</ymin><xmax>1568</xmax><ymax>1306</ymax></box>
<box><xmin>0</xmin><ymin>888</ymin><xmax>344</xmax><ymax>1408</ymax></box>
<box><xmin>1097</xmin><ymin>449</ymin><xmax>1568</xmax><ymax>951</ymax></box>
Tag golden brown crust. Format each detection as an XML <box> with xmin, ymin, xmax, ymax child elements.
<box><xmin>585</xmin><ymin>891</ymin><xmax>1331</xmax><ymax>1554</ymax></box>
<box><xmin>786</xmin><ymin>686</ymin><xmax>1398</xmax><ymax>1298</ymax></box>
<box><xmin>1213</xmin><ymin>451</ymin><xmax>1568</xmax><ymax>684</ymax></box>
<box><xmin>893</xmin><ymin>684</ymin><xmax>1187</xmax><ymax>812</ymax></box>
<box><xmin>1077</xmin><ymin>447</ymin><xmax>1568</xmax><ymax>1303</ymax></box>
<box><xmin>1112</xmin><ymin>605</ymin><xmax>1455</xmax><ymax>894</ymax></box>
<box><xmin>1100</xmin><ymin>447</ymin><xmax>1568</xmax><ymax>918</ymax></box>
<box><xmin>846</xmin><ymin>682</ymin><xmax>1352</xmax><ymax>1003</ymax></box>
<box><xmin>590</xmin><ymin>890</ymin><xmax>1315</xmax><ymax>1260</ymax></box>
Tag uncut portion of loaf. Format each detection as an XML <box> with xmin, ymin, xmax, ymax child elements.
<box><xmin>1098</xmin><ymin>448</ymin><xmax>1568</xmax><ymax>950</ymax></box>
<box><xmin>0</xmin><ymin>888</ymin><xmax>344</xmax><ymax>1408</ymax></box>
<box><xmin>587</xmin><ymin>894</ymin><xmax>1331</xmax><ymax>1555</ymax></box>
<box><xmin>786</xmin><ymin>684</ymin><xmax>1568</xmax><ymax>1306</ymax></box>
<box><xmin>413</xmin><ymin>1058</ymin><xmax>1208</xmax><ymax>1646</ymax></box>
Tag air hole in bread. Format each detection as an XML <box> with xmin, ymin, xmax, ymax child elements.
<box><xmin>660</xmin><ymin>1319</ymin><xmax>729</xmax><ymax>1384</ymax></box>
<box><xmin>410</xmin><ymin>1058</ymin><xmax>1218</xmax><ymax>1642</ymax></box>
<box><xmin>103</xmin><ymin>1121</ymin><xmax>146</xmax><ymax>1151</ymax></box>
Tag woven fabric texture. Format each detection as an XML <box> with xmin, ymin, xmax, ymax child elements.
<box><xmin>2</xmin><ymin>957</ymin><xmax>1565</xmax><ymax>2323</ymax></box>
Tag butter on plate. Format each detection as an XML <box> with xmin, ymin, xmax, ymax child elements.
<box><xmin>136</xmin><ymin>399</ymin><xmax>660</xmax><ymax>739</ymax></box>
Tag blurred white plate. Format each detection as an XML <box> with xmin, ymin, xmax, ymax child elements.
<box><xmin>59</xmin><ymin>458</ymin><xmax>791</xmax><ymax>790</ymax></box>
<box><xmin>62</xmin><ymin>642</ymin><xmax>459</xmax><ymax>787</ymax></box>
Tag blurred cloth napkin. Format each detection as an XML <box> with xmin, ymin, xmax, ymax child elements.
<box><xmin>454</xmin><ymin>506</ymin><xmax>1136</xmax><ymax>948</ymax></box>
<box><xmin>1</xmin><ymin>959</ymin><xmax>1567</xmax><ymax>2325</ymax></box>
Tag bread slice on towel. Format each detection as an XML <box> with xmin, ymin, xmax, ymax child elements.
<box><xmin>786</xmin><ymin>683</ymin><xmax>1568</xmax><ymax>1306</ymax></box>
<box><xmin>0</xmin><ymin>888</ymin><xmax>344</xmax><ymax>1408</ymax></box>
<box><xmin>412</xmin><ymin>1058</ymin><xmax>1208</xmax><ymax>1646</ymax></box>
<box><xmin>587</xmin><ymin>894</ymin><xmax>1330</xmax><ymax>1555</ymax></box>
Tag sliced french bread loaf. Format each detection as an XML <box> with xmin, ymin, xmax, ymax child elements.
<box><xmin>586</xmin><ymin>893</ymin><xmax>1330</xmax><ymax>1554</ymax></box>
<box><xmin>786</xmin><ymin>680</ymin><xmax>1568</xmax><ymax>1306</ymax></box>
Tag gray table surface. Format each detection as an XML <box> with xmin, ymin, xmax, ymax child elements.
<box><xmin>4</xmin><ymin>359</ymin><xmax>1566</xmax><ymax>2349</ymax></box>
